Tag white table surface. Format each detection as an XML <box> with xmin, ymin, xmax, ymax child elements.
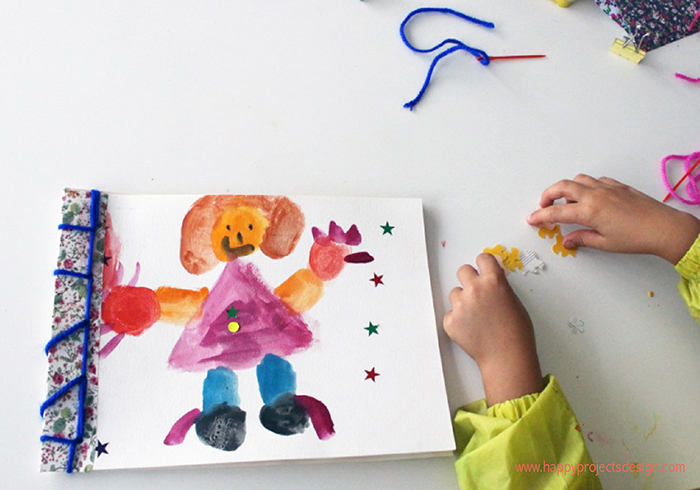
<box><xmin>2</xmin><ymin>1</ymin><xmax>699</xmax><ymax>489</ymax></box>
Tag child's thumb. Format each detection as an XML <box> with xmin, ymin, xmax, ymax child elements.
<box><xmin>563</xmin><ymin>229</ymin><xmax>604</xmax><ymax>250</ymax></box>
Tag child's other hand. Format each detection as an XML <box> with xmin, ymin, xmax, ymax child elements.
<box><xmin>527</xmin><ymin>175</ymin><xmax>700</xmax><ymax>264</ymax></box>
<box><xmin>444</xmin><ymin>254</ymin><xmax>542</xmax><ymax>406</ymax></box>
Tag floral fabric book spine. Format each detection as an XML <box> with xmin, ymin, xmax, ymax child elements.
<box><xmin>40</xmin><ymin>189</ymin><xmax>108</xmax><ymax>472</ymax></box>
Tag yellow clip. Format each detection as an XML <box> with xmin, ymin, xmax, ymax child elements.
<box><xmin>549</xmin><ymin>0</ymin><xmax>572</xmax><ymax>7</ymax></box>
<box><xmin>483</xmin><ymin>244</ymin><xmax>523</xmax><ymax>272</ymax></box>
<box><xmin>610</xmin><ymin>38</ymin><xmax>646</xmax><ymax>64</ymax></box>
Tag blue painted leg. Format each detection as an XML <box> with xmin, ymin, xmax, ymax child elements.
<box><xmin>256</xmin><ymin>354</ymin><xmax>309</xmax><ymax>436</ymax></box>
<box><xmin>256</xmin><ymin>353</ymin><xmax>297</xmax><ymax>405</ymax></box>
<box><xmin>203</xmin><ymin>366</ymin><xmax>241</xmax><ymax>411</ymax></box>
<box><xmin>195</xmin><ymin>367</ymin><xmax>246</xmax><ymax>451</ymax></box>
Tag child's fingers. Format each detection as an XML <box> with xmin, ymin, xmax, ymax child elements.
<box><xmin>476</xmin><ymin>253</ymin><xmax>503</xmax><ymax>277</ymax></box>
<box><xmin>562</xmin><ymin>229</ymin><xmax>605</xmax><ymax>250</ymax></box>
<box><xmin>573</xmin><ymin>173</ymin><xmax>599</xmax><ymax>186</ymax></box>
<box><xmin>527</xmin><ymin>202</ymin><xmax>587</xmax><ymax>227</ymax></box>
<box><xmin>457</xmin><ymin>264</ymin><xmax>478</xmax><ymax>285</ymax></box>
<box><xmin>538</xmin><ymin>179</ymin><xmax>589</xmax><ymax>208</ymax></box>
<box><xmin>448</xmin><ymin>287</ymin><xmax>463</xmax><ymax>306</ymax></box>
<box><xmin>442</xmin><ymin>310</ymin><xmax>454</xmax><ymax>333</ymax></box>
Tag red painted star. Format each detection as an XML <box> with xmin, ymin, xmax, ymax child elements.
<box><xmin>365</xmin><ymin>367</ymin><xmax>380</xmax><ymax>382</ymax></box>
<box><xmin>370</xmin><ymin>273</ymin><xmax>384</xmax><ymax>287</ymax></box>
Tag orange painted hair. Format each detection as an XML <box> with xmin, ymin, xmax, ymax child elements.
<box><xmin>180</xmin><ymin>195</ymin><xmax>305</xmax><ymax>275</ymax></box>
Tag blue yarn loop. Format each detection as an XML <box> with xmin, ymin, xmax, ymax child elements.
<box><xmin>58</xmin><ymin>223</ymin><xmax>94</xmax><ymax>232</ymax></box>
<box><xmin>44</xmin><ymin>319</ymin><xmax>89</xmax><ymax>355</ymax></box>
<box><xmin>41</xmin><ymin>190</ymin><xmax>101</xmax><ymax>473</ymax></box>
<box><xmin>53</xmin><ymin>269</ymin><xmax>90</xmax><ymax>280</ymax></box>
<box><xmin>399</xmin><ymin>7</ymin><xmax>495</xmax><ymax>110</ymax></box>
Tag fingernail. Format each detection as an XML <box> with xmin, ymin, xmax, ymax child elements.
<box><xmin>564</xmin><ymin>241</ymin><xmax>574</xmax><ymax>249</ymax></box>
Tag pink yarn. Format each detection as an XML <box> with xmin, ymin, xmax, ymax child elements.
<box><xmin>689</xmin><ymin>1</ymin><xmax>700</xmax><ymax>31</ymax></box>
<box><xmin>661</xmin><ymin>152</ymin><xmax>700</xmax><ymax>205</ymax></box>
<box><xmin>676</xmin><ymin>73</ymin><xmax>700</xmax><ymax>83</ymax></box>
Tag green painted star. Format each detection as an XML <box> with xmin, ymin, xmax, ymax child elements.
<box><xmin>380</xmin><ymin>221</ymin><xmax>395</xmax><ymax>235</ymax></box>
<box><xmin>226</xmin><ymin>306</ymin><xmax>239</xmax><ymax>318</ymax></box>
<box><xmin>365</xmin><ymin>322</ymin><xmax>379</xmax><ymax>336</ymax></box>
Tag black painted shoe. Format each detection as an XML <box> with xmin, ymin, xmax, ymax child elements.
<box><xmin>259</xmin><ymin>393</ymin><xmax>310</xmax><ymax>436</ymax></box>
<box><xmin>195</xmin><ymin>403</ymin><xmax>246</xmax><ymax>451</ymax></box>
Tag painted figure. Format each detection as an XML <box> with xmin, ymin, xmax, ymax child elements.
<box><xmin>100</xmin><ymin>195</ymin><xmax>373</xmax><ymax>451</ymax></box>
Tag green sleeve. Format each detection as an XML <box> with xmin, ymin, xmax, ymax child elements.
<box><xmin>675</xmin><ymin>233</ymin><xmax>700</xmax><ymax>322</ymax></box>
<box><xmin>453</xmin><ymin>375</ymin><xmax>602</xmax><ymax>489</ymax></box>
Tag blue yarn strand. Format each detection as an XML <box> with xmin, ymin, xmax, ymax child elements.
<box><xmin>54</xmin><ymin>269</ymin><xmax>90</xmax><ymax>280</ymax></box>
<box><xmin>399</xmin><ymin>7</ymin><xmax>494</xmax><ymax>54</ymax></box>
<box><xmin>41</xmin><ymin>435</ymin><xmax>78</xmax><ymax>444</ymax></box>
<box><xmin>44</xmin><ymin>320</ymin><xmax>88</xmax><ymax>355</ymax></box>
<box><xmin>58</xmin><ymin>224</ymin><xmax>94</xmax><ymax>232</ymax></box>
<box><xmin>40</xmin><ymin>375</ymin><xmax>85</xmax><ymax>416</ymax></box>
<box><xmin>400</xmin><ymin>7</ymin><xmax>494</xmax><ymax>110</ymax></box>
<box><xmin>67</xmin><ymin>444</ymin><xmax>77</xmax><ymax>474</ymax></box>
<box><xmin>403</xmin><ymin>44</ymin><xmax>490</xmax><ymax>110</ymax></box>
<box><xmin>41</xmin><ymin>190</ymin><xmax>101</xmax><ymax>473</ymax></box>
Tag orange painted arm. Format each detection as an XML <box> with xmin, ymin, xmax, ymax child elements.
<box><xmin>155</xmin><ymin>287</ymin><xmax>209</xmax><ymax>324</ymax></box>
<box><xmin>274</xmin><ymin>269</ymin><xmax>324</xmax><ymax>313</ymax></box>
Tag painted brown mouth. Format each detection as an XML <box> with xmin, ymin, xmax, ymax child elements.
<box><xmin>221</xmin><ymin>236</ymin><xmax>255</xmax><ymax>257</ymax></box>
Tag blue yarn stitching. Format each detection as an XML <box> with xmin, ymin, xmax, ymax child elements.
<box><xmin>44</xmin><ymin>320</ymin><xmax>89</xmax><ymax>355</ymax></box>
<box><xmin>58</xmin><ymin>224</ymin><xmax>94</xmax><ymax>232</ymax></box>
<box><xmin>400</xmin><ymin>7</ymin><xmax>495</xmax><ymax>110</ymax></box>
<box><xmin>41</xmin><ymin>190</ymin><xmax>101</xmax><ymax>473</ymax></box>
<box><xmin>52</xmin><ymin>270</ymin><xmax>90</xmax><ymax>280</ymax></box>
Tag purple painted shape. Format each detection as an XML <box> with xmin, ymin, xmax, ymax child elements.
<box><xmin>344</xmin><ymin>251</ymin><xmax>374</xmax><ymax>263</ymax></box>
<box><xmin>99</xmin><ymin>332</ymin><xmax>125</xmax><ymax>359</ymax></box>
<box><xmin>295</xmin><ymin>395</ymin><xmax>335</xmax><ymax>440</ymax></box>
<box><xmin>326</xmin><ymin>221</ymin><xmax>362</xmax><ymax>245</ymax></box>
<box><xmin>116</xmin><ymin>262</ymin><xmax>124</xmax><ymax>285</ymax></box>
<box><xmin>127</xmin><ymin>262</ymin><xmax>141</xmax><ymax>287</ymax></box>
<box><xmin>314</xmin><ymin>221</ymin><xmax>362</xmax><ymax>246</ymax></box>
<box><xmin>344</xmin><ymin>224</ymin><xmax>362</xmax><ymax>246</ymax></box>
<box><xmin>328</xmin><ymin>221</ymin><xmax>344</xmax><ymax>243</ymax></box>
<box><xmin>100</xmin><ymin>323</ymin><xmax>112</xmax><ymax>335</ymax></box>
<box><xmin>168</xmin><ymin>260</ymin><xmax>314</xmax><ymax>372</ymax></box>
<box><xmin>164</xmin><ymin>408</ymin><xmax>202</xmax><ymax>446</ymax></box>
<box><xmin>312</xmin><ymin>226</ymin><xmax>325</xmax><ymax>242</ymax></box>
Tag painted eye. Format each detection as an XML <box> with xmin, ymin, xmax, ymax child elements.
<box><xmin>248</xmin><ymin>224</ymin><xmax>253</xmax><ymax>230</ymax></box>
<box><xmin>226</xmin><ymin>225</ymin><xmax>231</xmax><ymax>231</ymax></box>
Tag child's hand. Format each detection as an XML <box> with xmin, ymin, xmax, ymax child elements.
<box><xmin>444</xmin><ymin>254</ymin><xmax>543</xmax><ymax>406</ymax></box>
<box><xmin>526</xmin><ymin>175</ymin><xmax>700</xmax><ymax>264</ymax></box>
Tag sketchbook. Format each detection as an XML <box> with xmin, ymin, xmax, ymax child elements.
<box><xmin>40</xmin><ymin>189</ymin><xmax>455</xmax><ymax>472</ymax></box>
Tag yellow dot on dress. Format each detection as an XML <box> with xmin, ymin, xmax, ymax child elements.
<box><xmin>228</xmin><ymin>321</ymin><xmax>240</xmax><ymax>333</ymax></box>
<box><xmin>648</xmin><ymin>291</ymin><xmax>654</xmax><ymax>298</ymax></box>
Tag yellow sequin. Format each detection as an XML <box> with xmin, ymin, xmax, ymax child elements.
<box><xmin>552</xmin><ymin>234</ymin><xmax>577</xmax><ymax>257</ymax></box>
<box><xmin>483</xmin><ymin>245</ymin><xmax>523</xmax><ymax>272</ymax></box>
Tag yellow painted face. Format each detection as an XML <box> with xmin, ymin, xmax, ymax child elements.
<box><xmin>211</xmin><ymin>207</ymin><xmax>270</xmax><ymax>261</ymax></box>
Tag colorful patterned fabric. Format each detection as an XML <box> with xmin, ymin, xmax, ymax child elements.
<box><xmin>41</xmin><ymin>189</ymin><xmax>107</xmax><ymax>472</ymax></box>
<box><xmin>594</xmin><ymin>0</ymin><xmax>700</xmax><ymax>51</ymax></box>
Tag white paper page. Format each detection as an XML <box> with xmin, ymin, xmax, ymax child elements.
<box><xmin>95</xmin><ymin>194</ymin><xmax>454</xmax><ymax>470</ymax></box>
